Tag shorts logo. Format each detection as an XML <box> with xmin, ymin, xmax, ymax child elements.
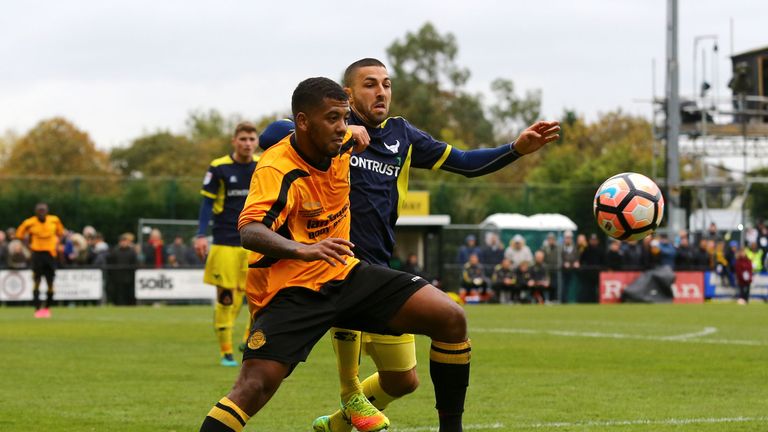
<box><xmin>411</xmin><ymin>276</ymin><xmax>422</xmax><ymax>282</ymax></box>
<box><xmin>333</xmin><ymin>331</ymin><xmax>358</xmax><ymax>342</ymax></box>
<box><xmin>247</xmin><ymin>329</ymin><xmax>266</xmax><ymax>350</ymax></box>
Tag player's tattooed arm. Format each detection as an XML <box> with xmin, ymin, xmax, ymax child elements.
<box><xmin>240</xmin><ymin>221</ymin><xmax>355</xmax><ymax>267</ymax></box>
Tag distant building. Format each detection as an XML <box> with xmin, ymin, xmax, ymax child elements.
<box><xmin>730</xmin><ymin>45</ymin><xmax>768</xmax><ymax>124</ymax></box>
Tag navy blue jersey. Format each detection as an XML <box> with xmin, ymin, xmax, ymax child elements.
<box><xmin>200</xmin><ymin>154</ymin><xmax>258</xmax><ymax>246</ymax></box>
<box><xmin>348</xmin><ymin>111</ymin><xmax>451</xmax><ymax>265</ymax></box>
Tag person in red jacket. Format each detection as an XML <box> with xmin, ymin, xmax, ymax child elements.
<box><xmin>734</xmin><ymin>248</ymin><xmax>753</xmax><ymax>305</ymax></box>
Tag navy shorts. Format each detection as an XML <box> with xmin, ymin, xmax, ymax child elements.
<box><xmin>243</xmin><ymin>261</ymin><xmax>428</xmax><ymax>366</ymax></box>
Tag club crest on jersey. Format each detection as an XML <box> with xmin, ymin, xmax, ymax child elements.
<box><xmin>384</xmin><ymin>140</ymin><xmax>400</xmax><ymax>153</ymax></box>
<box><xmin>247</xmin><ymin>329</ymin><xmax>266</xmax><ymax>350</ymax></box>
<box><xmin>229</xmin><ymin>175</ymin><xmax>237</xmax><ymax>183</ymax></box>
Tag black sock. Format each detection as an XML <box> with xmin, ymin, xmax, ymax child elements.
<box><xmin>430</xmin><ymin>340</ymin><xmax>471</xmax><ymax>432</ymax></box>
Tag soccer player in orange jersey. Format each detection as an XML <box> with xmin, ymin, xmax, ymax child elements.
<box><xmin>16</xmin><ymin>203</ymin><xmax>65</xmax><ymax>318</ymax></box>
<box><xmin>199</xmin><ymin>77</ymin><xmax>471</xmax><ymax>432</ymax></box>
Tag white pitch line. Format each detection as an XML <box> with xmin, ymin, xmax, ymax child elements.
<box><xmin>393</xmin><ymin>416</ymin><xmax>768</xmax><ymax>431</ymax></box>
<box><xmin>472</xmin><ymin>327</ymin><xmax>766</xmax><ymax>346</ymax></box>
<box><xmin>660</xmin><ymin>326</ymin><xmax>718</xmax><ymax>340</ymax></box>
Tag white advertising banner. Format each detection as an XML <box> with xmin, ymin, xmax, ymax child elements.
<box><xmin>0</xmin><ymin>269</ymin><xmax>103</xmax><ymax>301</ymax></box>
<box><xmin>134</xmin><ymin>269</ymin><xmax>215</xmax><ymax>300</ymax></box>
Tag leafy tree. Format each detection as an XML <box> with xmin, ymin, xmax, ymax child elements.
<box><xmin>110</xmin><ymin>131</ymin><xmax>207</xmax><ymax>178</ymax></box>
<box><xmin>490</xmin><ymin>78</ymin><xmax>542</xmax><ymax>143</ymax></box>
<box><xmin>1</xmin><ymin>117</ymin><xmax>111</xmax><ymax>176</ymax></box>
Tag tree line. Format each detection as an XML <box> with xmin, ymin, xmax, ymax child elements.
<box><xmin>3</xmin><ymin>22</ymin><xmax>728</xmax><ymax>242</ymax></box>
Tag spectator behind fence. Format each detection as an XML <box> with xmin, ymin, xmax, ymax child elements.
<box><xmin>461</xmin><ymin>253</ymin><xmax>491</xmax><ymax>302</ymax></box>
<box><xmin>693</xmin><ymin>238</ymin><xmax>713</xmax><ymax>270</ymax></box>
<box><xmin>107</xmin><ymin>233</ymin><xmax>139</xmax><ymax>305</ymax></box>
<box><xmin>456</xmin><ymin>234</ymin><xmax>480</xmax><ymax>265</ymax></box>
<box><xmin>560</xmin><ymin>230</ymin><xmax>580</xmax><ymax>303</ymax></box>
<box><xmin>713</xmin><ymin>240</ymin><xmax>732</xmax><ymax>287</ymax></box>
<box><xmin>621</xmin><ymin>240</ymin><xmax>643</xmax><ymax>270</ymax></box>
<box><xmin>90</xmin><ymin>233</ymin><xmax>109</xmax><ymax>267</ymax></box>
<box><xmin>505</xmin><ymin>234</ymin><xmax>533</xmax><ymax>269</ymax></box>
<box><xmin>0</xmin><ymin>230</ymin><xmax>8</xmax><ymax>268</ymax></box>
<box><xmin>142</xmin><ymin>228</ymin><xmax>167</xmax><ymax>268</ymax></box>
<box><xmin>7</xmin><ymin>239</ymin><xmax>30</xmax><ymax>269</ymax></box>
<box><xmin>168</xmin><ymin>235</ymin><xmax>193</xmax><ymax>267</ymax></box>
<box><xmin>515</xmin><ymin>260</ymin><xmax>533</xmax><ymax>303</ymax></box>
<box><xmin>734</xmin><ymin>247</ymin><xmax>753</xmax><ymax>305</ymax></box>
<box><xmin>479</xmin><ymin>232</ymin><xmax>505</xmax><ymax>275</ymax></box>
<box><xmin>675</xmin><ymin>234</ymin><xmax>696</xmax><ymax>270</ymax></box>
<box><xmin>705</xmin><ymin>222</ymin><xmax>719</xmax><ymax>241</ymax></box>
<box><xmin>491</xmin><ymin>258</ymin><xmax>516</xmax><ymax>304</ymax></box>
<box><xmin>605</xmin><ymin>240</ymin><xmax>623</xmax><ymax>270</ymax></box>
<box><xmin>539</xmin><ymin>232</ymin><xmax>561</xmax><ymax>296</ymax></box>
<box><xmin>402</xmin><ymin>252</ymin><xmax>431</xmax><ymax>282</ymax></box>
<box><xmin>530</xmin><ymin>250</ymin><xmax>551</xmax><ymax>304</ymax></box>
<box><xmin>745</xmin><ymin>241</ymin><xmax>764</xmax><ymax>274</ymax></box>
<box><xmin>578</xmin><ymin>234</ymin><xmax>603</xmax><ymax>303</ymax></box>
<box><xmin>757</xmin><ymin>220</ymin><xmax>768</xmax><ymax>256</ymax></box>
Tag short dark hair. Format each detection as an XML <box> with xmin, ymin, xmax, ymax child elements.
<box><xmin>291</xmin><ymin>77</ymin><xmax>348</xmax><ymax>117</ymax></box>
<box><xmin>343</xmin><ymin>58</ymin><xmax>386</xmax><ymax>87</ymax></box>
<box><xmin>233</xmin><ymin>121</ymin><xmax>258</xmax><ymax>137</ymax></box>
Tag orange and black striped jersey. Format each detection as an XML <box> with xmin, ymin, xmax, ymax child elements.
<box><xmin>238</xmin><ymin>133</ymin><xmax>357</xmax><ymax>307</ymax></box>
<box><xmin>17</xmin><ymin>215</ymin><xmax>65</xmax><ymax>256</ymax></box>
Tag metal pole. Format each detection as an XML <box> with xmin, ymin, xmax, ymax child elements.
<box><xmin>666</xmin><ymin>0</ymin><xmax>682</xmax><ymax>233</ymax></box>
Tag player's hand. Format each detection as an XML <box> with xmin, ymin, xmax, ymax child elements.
<box><xmin>194</xmin><ymin>236</ymin><xmax>209</xmax><ymax>260</ymax></box>
<box><xmin>348</xmin><ymin>125</ymin><xmax>371</xmax><ymax>153</ymax></box>
<box><xmin>296</xmin><ymin>238</ymin><xmax>355</xmax><ymax>267</ymax></box>
<box><xmin>513</xmin><ymin>121</ymin><xmax>560</xmax><ymax>155</ymax></box>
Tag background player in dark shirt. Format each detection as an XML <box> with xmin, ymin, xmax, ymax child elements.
<box><xmin>195</xmin><ymin>122</ymin><xmax>259</xmax><ymax>367</ymax></box>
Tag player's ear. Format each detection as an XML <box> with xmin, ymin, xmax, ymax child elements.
<box><xmin>295</xmin><ymin>112</ymin><xmax>309</xmax><ymax>132</ymax></box>
<box><xmin>343</xmin><ymin>86</ymin><xmax>352</xmax><ymax>98</ymax></box>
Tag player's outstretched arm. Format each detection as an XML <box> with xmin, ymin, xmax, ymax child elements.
<box><xmin>240</xmin><ymin>221</ymin><xmax>354</xmax><ymax>267</ymax></box>
<box><xmin>512</xmin><ymin>121</ymin><xmax>560</xmax><ymax>155</ymax></box>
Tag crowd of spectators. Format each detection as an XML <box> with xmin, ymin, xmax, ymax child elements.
<box><xmin>456</xmin><ymin>221</ymin><xmax>768</xmax><ymax>304</ymax></box>
<box><xmin>0</xmin><ymin>226</ymin><xmax>204</xmax><ymax>270</ymax></box>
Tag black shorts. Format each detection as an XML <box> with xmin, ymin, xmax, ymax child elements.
<box><xmin>31</xmin><ymin>251</ymin><xmax>56</xmax><ymax>280</ymax></box>
<box><xmin>243</xmin><ymin>261</ymin><xmax>428</xmax><ymax>365</ymax></box>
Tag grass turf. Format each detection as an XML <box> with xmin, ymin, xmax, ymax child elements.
<box><xmin>0</xmin><ymin>303</ymin><xmax>766</xmax><ymax>431</ymax></box>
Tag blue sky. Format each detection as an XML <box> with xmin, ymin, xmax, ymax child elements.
<box><xmin>1</xmin><ymin>0</ymin><xmax>766</xmax><ymax>149</ymax></box>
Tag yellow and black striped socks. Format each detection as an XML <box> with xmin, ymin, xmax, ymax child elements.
<box><xmin>200</xmin><ymin>397</ymin><xmax>250</xmax><ymax>431</ymax></box>
<box><xmin>429</xmin><ymin>339</ymin><xmax>471</xmax><ymax>432</ymax></box>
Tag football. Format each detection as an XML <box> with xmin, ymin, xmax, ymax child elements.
<box><xmin>593</xmin><ymin>172</ymin><xmax>664</xmax><ymax>241</ymax></box>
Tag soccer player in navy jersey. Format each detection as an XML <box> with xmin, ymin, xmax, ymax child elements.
<box><xmin>259</xmin><ymin>59</ymin><xmax>559</xmax><ymax>432</ymax></box>
<box><xmin>195</xmin><ymin>122</ymin><xmax>259</xmax><ymax>367</ymax></box>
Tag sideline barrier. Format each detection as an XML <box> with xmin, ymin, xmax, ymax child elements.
<box><xmin>134</xmin><ymin>269</ymin><xmax>214</xmax><ymax>301</ymax></box>
<box><xmin>599</xmin><ymin>271</ymin><xmax>705</xmax><ymax>304</ymax></box>
<box><xmin>705</xmin><ymin>271</ymin><xmax>768</xmax><ymax>300</ymax></box>
<box><xmin>0</xmin><ymin>269</ymin><xmax>103</xmax><ymax>301</ymax></box>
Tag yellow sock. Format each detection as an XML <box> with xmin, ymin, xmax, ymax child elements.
<box><xmin>361</xmin><ymin>372</ymin><xmax>397</xmax><ymax>410</ymax></box>
<box><xmin>202</xmin><ymin>396</ymin><xmax>250</xmax><ymax>431</ymax></box>
<box><xmin>215</xmin><ymin>302</ymin><xmax>234</xmax><ymax>356</ymax></box>
<box><xmin>331</xmin><ymin>327</ymin><xmax>363</xmax><ymax>401</ymax></box>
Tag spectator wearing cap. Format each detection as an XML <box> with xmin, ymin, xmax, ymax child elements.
<box><xmin>504</xmin><ymin>234</ymin><xmax>533</xmax><ymax>270</ymax></box>
<box><xmin>456</xmin><ymin>234</ymin><xmax>481</xmax><ymax>265</ymax></box>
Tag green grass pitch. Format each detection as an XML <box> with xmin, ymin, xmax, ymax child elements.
<box><xmin>1</xmin><ymin>303</ymin><xmax>766</xmax><ymax>431</ymax></box>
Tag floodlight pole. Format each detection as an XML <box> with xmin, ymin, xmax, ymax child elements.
<box><xmin>665</xmin><ymin>0</ymin><xmax>682</xmax><ymax>234</ymax></box>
